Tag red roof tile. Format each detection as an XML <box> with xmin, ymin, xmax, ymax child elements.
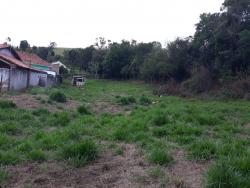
<box><xmin>17</xmin><ymin>51</ymin><xmax>51</xmax><ymax>67</ymax></box>
<box><xmin>0</xmin><ymin>44</ymin><xmax>9</xmax><ymax>49</ymax></box>
<box><xmin>0</xmin><ymin>54</ymin><xmax>46</xmax><ymax>73</ymax></box>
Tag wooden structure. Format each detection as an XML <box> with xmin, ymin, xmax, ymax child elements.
<box><xmin>0</xmin><ymin>44</ymin><xmax>49</xmax><ymax>91</ymax></box>
<box><xmin>72</xmin><ymin>75</ymin><xmax>85</xmax><ymax>87</ymax></box>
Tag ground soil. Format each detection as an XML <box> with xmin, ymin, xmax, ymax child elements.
<box><xmin>167</xmin><ymin>150</ymin><xmax>208</xmax><ymax>188</ymax></box>
<box><xmin>0</xmin><ymin>93</ymin><xmax>80</xmax><ymax>112</ymax></box>
<box><xmin>92</xmin><ymin>102</ymin><xmax>131</xmax><ymax>115</ymax></box>
<box><xmin>4</xmin><ymin>145</ymin><xmax>208</xmax><ymax>188</ymax></box>
<box><xmin>5</xmin><ymin>144</ymin><xmax>159</xmax><ymax>188</ymax></box>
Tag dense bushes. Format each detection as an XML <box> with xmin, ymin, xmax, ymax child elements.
<box><xmin>182</xmin><ymin>67</ymin><xmax>214</xmax><ymax>94</ymax></box>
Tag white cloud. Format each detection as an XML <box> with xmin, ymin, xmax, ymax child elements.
<box><xmin>0</xmin><ymin>0</ymin><xmax>224</xmax><ymax>47</ymax></box>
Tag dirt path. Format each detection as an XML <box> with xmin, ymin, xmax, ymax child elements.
<box><xmin>0</xmin><ymin>93</ymin><xmax>80</xmax><ymax>112</ymax></box>
<box><xmin>167</xmin><ymin>150</ymin><xmax>208</xmax><ymax>188</ymax></box>
<box><xmin>5</xmin><ymin>144</ymin><xmax>161</xmax><ymax>188</ymax></box>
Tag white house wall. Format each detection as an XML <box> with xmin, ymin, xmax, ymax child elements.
<box><xmin>30</xmin><ymin>72</ymin><xmax>47</xmax><ymax>87</ymax></box>
<box><xmin>0</xmin><ymin>68</ymin><xmax>10</xmax><ymax>91</ymax></box>
<box><xmin>9</xmin><ymin>68</ymin><xmax>28</xmax><ymax>91</ymax></box>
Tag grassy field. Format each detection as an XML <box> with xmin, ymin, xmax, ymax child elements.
<box><xmin>0</xmin><ymin>80</ymin><xmax>250</xmax><ymax>187</ymax></box>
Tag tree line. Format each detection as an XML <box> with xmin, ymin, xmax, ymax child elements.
<box><xmin>18</xmin><ymin>0</ymin><xmax>250</xmax><ymax>86</ymax></box>
<box><xmin>61</xmin><ymin>0</ymin><xmax>249</xmax><ymax>83</ymax></box>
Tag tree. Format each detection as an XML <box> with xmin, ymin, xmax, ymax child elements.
<box><xmin>19</xmin><ymin>40</ymin><xmax>30</xmax><ymax>51</ymax></box>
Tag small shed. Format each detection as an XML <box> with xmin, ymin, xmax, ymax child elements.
<box><xmin>72</xmin><ymin>75</ymin><xmax>85</xmax><ymax>87</ymax></box>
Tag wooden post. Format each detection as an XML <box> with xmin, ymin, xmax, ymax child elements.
<box><xmin>27</xmin><ymin>69</ymin><xmax>30</xmax><ymax>88</ymax></box>
<box><xmin>8</xmin><ymin>68</ymin><xmax>11</xmax><ymax>91</ymax></box>
<box><xmin>0</xmin><ymin>75</ymin><xmax>2</xmax><ymax>92</ymax></box>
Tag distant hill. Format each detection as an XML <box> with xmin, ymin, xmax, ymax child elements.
<box><xmin>54</xmin><ymin>47</ymin><xmax>73</xmax><ymax>56</ymax></box>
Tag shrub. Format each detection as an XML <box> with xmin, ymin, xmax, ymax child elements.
<box><xmin>60</xmin><ymin>140</ymin><xmax>99</xmax><ymax>167</ymax></box>
<box><xmin>182</xmin><ymin>67</ymin><xmax>214</xmax><ymax>94</ymax></box>
<box><xmin>221</xmin><ymin>79</ymin><xmax>250</xmax><ymax>99</ymax></box>
<box><xmin>77</xmin><ymin>105</ymin><xmax>91</xmax><ymax>115</ymax></box>
<box><xmin>27</xmin><ymin>150</ymin><xmax>47</xmax><ymax>161</ymax></box>
<box><xmin>149</xmin><ymin>148</ymin><xmax>173</xmax><ymax>166</ymax></box>
<box><xmin>49</xmin><ymin>91</ymin><xmax>67</xmax><ymax>103</ymax></box>
<box><xmin>139</xmin><ymin>95</ymin><xmax>151</xmax><ymax>105</ymax></box>
<box><xmin>129</xmin><ymin>96</ymin><xmax>136</xmax><ymax>103</ymax></box>
<box><xmin>153</xmin><ymin>80</ymin><xmax>182</xmax><ymax>96</ymax></box>
<box><xmin>0</xmin><ymin>101</ymin><xmax>16</xmax><ymax>109</ymax></box>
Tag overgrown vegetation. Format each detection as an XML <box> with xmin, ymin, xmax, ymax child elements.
<box><xmin>0</xmin><ymin>80</ymin><xmax>250</xmax><ymax>187</ymax></box>
<box><xmin>0</xmin><ymin>101</ymin><xmax>16</xmax><ymax>109</ymax></box>
<box><xmin>49</xmin><ymin>91</ymin><xmax>67</xmax><ymax>103</ymax></box>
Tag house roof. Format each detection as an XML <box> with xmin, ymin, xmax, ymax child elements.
<box><xmin>17</xmin><ymin>51</ymin><xmax>51</xmax><ymax>67</ymax></box>
<box><xmin>0</xmin><ymin>44</ymin><xmax>9</xmax><ymax>49</ymax></box>
<box><xmin>0</xmin><ymin>54</ymin><xmax>46</xmax><ymax>74</ymax></box>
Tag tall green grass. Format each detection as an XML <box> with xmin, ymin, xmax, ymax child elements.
<box><xmin>59</xmin><ymin>140</ymin><xmax>99</xmax><ymax>167</ymax></box>
<box><xmin>0</xmin><ymin>79</ymin><xmax>249</xmax><ymax>186</ymax></box>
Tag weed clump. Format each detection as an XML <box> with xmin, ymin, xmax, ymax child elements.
<box><xmin>207</xmin><ymin>154</ymin><xmax>250</xmax><ymax>188</ymax></box>
<box><xmin>60</xmin><ymin>140</ymin><xmax>99</xmax><ymax>167</ymax></box>
<box><xmin>0</xmin><ymin>101</ymin><xmax>16</xmax><ymax>109</ymax></box>
<box><xmin>32</xmin><ymin>108</ymin><xmax>50</xmax><ymax>116</ymax></box>
<box><xmin>189</xmin><ymin>139</ymin><xmax>217</xmax><ymax>160</ymax></box>
<box><xmin>152</xmin><ymin>113</ymin><xmax>169</xmax><ymax>126</ymax></box>
<box><xmin>139</xmin><ymin>95</ymin><xmax>151</xmax><ymax>105</ymax></box>
<box><xmin>113</xmin><ymin>128</ymin><xmax>130</xmax><ymax>141</ymax></box>
<box><xmin>77</xmin><ymin>105</ymin><xmax>91</xmax><ymax>115</ymax></box>
<box><xmin>152</xmin><ymin>127</ymin><xmax>168</xmax><ymax>137</ymax></box>
<box><xmin>53</xmin><ymin>112</ymin><xmax>70</xmax><ymax>126</ymax></box>
<box><xmin>27</xmin><ymin>150</ymin><xmax>47</xmax><ymax>161</ymax></box>
<box><xmin>49</xmin><ymin>91</ymin><xmax>67</xmax><ymax>103</ymax></box>
<box><xmin>0</xmin><ymin>151</ymin><xmax>20</xmax><ymax>165</ymax></box>
<box><xmin>0</xmin><ymin>167</ymin><xmax>10</xmax><ymax>183</ymax></box>
<box><xmin>0</xmin><ymin>122</ymin><xmax>19</xmax><ymax>135</ymax></box>
<box><xmin>149</xmin><ymin>148</ymin><xmax>173</xmax><ymax>166</ymax></box>
<box><xmin>117</xmin><ymin>96</ymin><xmax>136</xmax><ymax>105</ymax></box>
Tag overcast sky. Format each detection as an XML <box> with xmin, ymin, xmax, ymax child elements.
<box><xmin>0</xmin><ymin>0</ymin><xmax>224</xmax><ymax>48</ymax></box>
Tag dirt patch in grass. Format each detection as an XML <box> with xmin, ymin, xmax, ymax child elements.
<box><xmin>167</xmin><ymin>149</ymin><xmax>209</xmax><ymax>188</ymax></box>
<box><xmin>93</xmin><ymin>102</ymin><xmax>131</xmax><ymax>115</ymax></box>
<box><xmin>0</xmin><ymin>94</ymin><xmax>80</xmax><ymax>112</ymax></box>
<box><xmin>245</xmin><ymin>123</ymin><xmax>250</xmax><ymax>129</ymax></box>
<box><xmin>5</xmin><ymin>144</ymin><xmax>161</xmax><ymax>188</ymax></box>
